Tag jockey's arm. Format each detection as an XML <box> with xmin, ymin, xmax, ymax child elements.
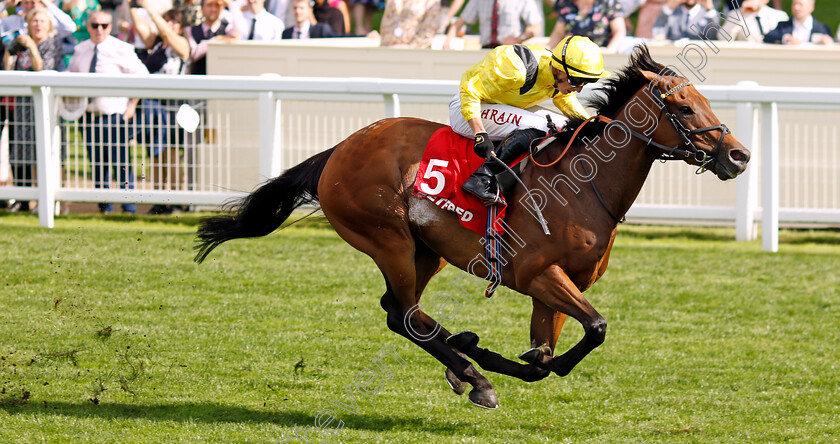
<box><xmin>467</xmin><ymin>117</ymin><xmax>486</xmax><ymax>138</ymax></box>
<box><xmin>553</xmin><ymin>92</ymin><xmax>590</xmax><ymax>120</ymax></box>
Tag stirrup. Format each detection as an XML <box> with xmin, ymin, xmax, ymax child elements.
<box><xmin>462</xmin><ymin>175</ymin><xmax>502</xmax><ymax>206</ymax></box>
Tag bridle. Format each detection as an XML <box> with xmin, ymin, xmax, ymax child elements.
<box><xmin>648</xmin><ymin>79</ymin><xmax>730</xmax><ymax>174</ymax></box>
<box><xmin>525</xmin><ymin>77</ymin><xmax>732</xmax><ymax>224</ymax></box>
<box><xmin>533</xmin><ymin>78</ymin><xmax>730</xmax><ymax>171</ymax></box>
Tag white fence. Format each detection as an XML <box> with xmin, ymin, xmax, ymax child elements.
<box><xmin>1</xmin><ymin>71</ymin><xmax>839</xmax><ymax>252</ymax></box>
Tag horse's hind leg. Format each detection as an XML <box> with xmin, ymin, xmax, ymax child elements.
<box><xmin>380</xmin><ymin>234</ymin><xmax>549</xmax><ymax>385</ymax></box>
<box><xmin>377</xmin><ymin>246</ymin><xmax>499</xmax><ymax>408</ymax></box>
<box><xmin>327</xmin><ymin>209</ymin><xmax>499</xmax><ymax>408</ymax></box>
<box><xmin>386</xmin><ymin>243</ymin><xmax>469</xmax><ymax>396</ymax></box>
<box><xmin>401</xmin><ymin>245</ymin><xmax>546</xmax><ymax>392</ymax></box>
<box><xmin>405</xmin><ymin>243</ymin><xmax>550</xmax><ymax>383</ymax></box>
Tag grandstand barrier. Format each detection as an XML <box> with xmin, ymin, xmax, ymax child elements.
<box><xmin>1</xmin><ymin>71</ymin><xmax>839</xmax><ymax>252</ymax></box>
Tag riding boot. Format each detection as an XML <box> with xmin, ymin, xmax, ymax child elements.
<box><xmin>462</xmin><ymin>128</ymin><xmax>546</xmax><ymax>205</ymax></box>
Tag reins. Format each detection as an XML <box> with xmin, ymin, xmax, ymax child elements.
<box><xmin>528</xmin><ymin>115</ymin><xmax>614</xmax><ymax>168</ymax></box>
<box><xmin>573</xmin><ymin>141</ymin><xmax>626</xmax><ymax>224</ymax></box>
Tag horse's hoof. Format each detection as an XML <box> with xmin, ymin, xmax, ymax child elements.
<box><xmin>468</xmin><ymin>387</ymin><xmax>499</xmax><ymax>409</ymax></box>
<box><xmin>518</xmin><ymin>347</ymin><xmax>541</xmax><ymax>364</ymax></box>
<box><xmin>446</xmin><ymin>331</ymin><xmax>479</xmax><ymax>351</ymax></box>
<box><xmin>518</xmin><ymin>344</ymin><xmax>551</xmax><ymax>364</ymax></box>
<box><xmin>444</xmin><ymin>369</ymin><xmax>468</xmax><ymax>396</ymax></box>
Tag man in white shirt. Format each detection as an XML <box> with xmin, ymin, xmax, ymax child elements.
<box><xmin>242</xmin><ymin>0</ymin><xmax>284</xmax><ymax>41</ymax></box>
<box><xmin>653</xmin><ymin>0</ymin><xmax>719</xmax><ymax>40</ymax></box>
<box><xmin>763</xmin><ymin>0</ymin><xmax>833</xmax><ymax>45</ymax></box>
<box><xmin>68</xmin><ymin>10</ymin><xmax>149</xmax><ymax>214</ymax></box>
<box><xmin>721</xmin><ymin>0</ymin><xmax>788</xmax><ymax>43</ymax></box>
<box><xmin>444</xmin><ymin>0</ymin><xmax>542</xmax><ymax>49</ymax></box>
<box><xmin>789</xmin><ymin>0</ymin><xmax>817</xmax><ymax>43</ymax></box>
<box><xmin>263</xmin><ymin>0</ymin><xmax>290</xmax><ymax>26</ymax></box>
<box><xmin>0</xmin><ymin>0</ymin><xmax>76</xmax><ymax>38</ymax></box>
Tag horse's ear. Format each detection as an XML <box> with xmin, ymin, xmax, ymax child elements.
<box><xmin>639</xmin><ymin>70</ymin><xmax>659</xmax><ymax>83</ymax></box>
<box><xmin>639</xmin><ymin>69</ymin><xmax>675</xmax><ymax>97</ymax></box>
<box><xmin>640</xmin><ymin>69</ymin><xmax>684</xmax><ymax>90</ymax></box>
<box><xmin>638</xmin><ymin>70</ymin><xmax>664</xmax><ymax>98</ymax></box>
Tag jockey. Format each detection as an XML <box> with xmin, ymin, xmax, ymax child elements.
<box><xmin>452</xmin><ymin>35</ymin><xmax>611</xmax><ymax>205</ymax></box>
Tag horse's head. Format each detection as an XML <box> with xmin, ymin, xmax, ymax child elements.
<box><xmin>640</xmin><ymin>70</ymin><xmax>750</xmax><ymax>180</ymax></box>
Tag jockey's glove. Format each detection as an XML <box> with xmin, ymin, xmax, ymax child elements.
<box><xmin>473</xmin><ymin>132</ymin><xmax>494</xmax><ymax>158</ymax></box>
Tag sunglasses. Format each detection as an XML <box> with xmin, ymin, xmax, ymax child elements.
<box><xmin>89</xmin><ymin>22</ymin><xmax>111</xmax><ymax>29</ymax></box>
<box><xmin>567</xmin><ymin>75</ymin><xmax>597</xmax><ymax>88</ymax></box>
<box><xmin>553</xmin><ymin>70</ymin><xmax>596</xmax><ymax>89</ymax></box>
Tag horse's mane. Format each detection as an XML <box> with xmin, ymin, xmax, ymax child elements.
<box><xmin>547</xmin><ymin>45</ymin><xmax>677</xmax><ymax>151</ymax></box>
<box><xmin>587</xmin><ymin>44</ymin><xmax>676</xmax><ymax>119</ymax></box>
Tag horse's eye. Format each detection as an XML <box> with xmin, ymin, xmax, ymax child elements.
<box><xmin>679</xmin><ymin>106</ymin><xmax>694</xmax><ymax>115</ymax></box>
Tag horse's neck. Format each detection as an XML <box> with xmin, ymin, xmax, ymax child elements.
<box><xmin>545</xmin><ymin>91</ymin><xmax>658</xmax><ymax>225</ymax></box>
<box><xmin>592</xmin><ymin>90</ymin><xmax>662</xmax><ymax>221</ymax></box>
<box><xmin>595</xmin><ymin>127</ymin><xmax>657</xmax><ymax>223</ymax></box>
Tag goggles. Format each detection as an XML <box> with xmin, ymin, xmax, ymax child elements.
<box><xmin>553</xmin><ymin>70</ymin><xmax>597</xmax><ymax>89</ymax></box>
<box><xmin>567</xmin><ymin>75</ymin><xmax>597</xmax><ymax>88</ymax></box>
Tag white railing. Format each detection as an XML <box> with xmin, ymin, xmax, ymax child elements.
<box><xmin>1</xmin><ymin>72</ymin><xmax>839</xmax><ymax>252</ymax></box>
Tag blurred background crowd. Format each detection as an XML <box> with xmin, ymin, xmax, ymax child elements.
<box><xmin>2</xmin><ymin>0</ymin><xmax>838</xmax><ymax>66</ymax></box>
<box><xmin>0</xmin><ymin>0</ymin><xmax>837</xmax><ymax>214</ymax></box>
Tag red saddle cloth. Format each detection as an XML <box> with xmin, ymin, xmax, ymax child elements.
<box><xmin>412</xmin><ymin>127</ymin><xmax>511</xmax><ymax>235</ymax></box>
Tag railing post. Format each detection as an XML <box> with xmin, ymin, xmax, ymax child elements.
<box><xmin>761</xmin><ymin>102</ymin><xmax>779</xmax><ymax>252</ymax></box>
<box><xmin>258</xmin><ymin>82</ymin><xmax>282</xmax><ymax>181</ymax></box>
<box><xmin>32</xmin><ymin>86</ymin><xmax>58</xmax><ymax>228</ymax></box>
<box><xmin>735</xmin><ymin>85</ymin><xmax>758</xmax><ymax>241</ymax></box>
<box><xmin>384</xmin><ymin>93</ymin><xmax>400</xmax><ymax>118</ymax></box>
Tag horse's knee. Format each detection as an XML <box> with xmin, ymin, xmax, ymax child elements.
<box><xmin>386</xmin><ymin>305</ymin><xmax>437</xmax><ymax>342</ymax></box>
<box><xmin>380</xmin><ymin>292</ymin><xmax>395</xmax><ymax>312</ymax></box>
<box><xmin>379</xmin><ymin>293</ymin><xmax>404</xmax><ymax>333</ymax></box>
<box><xmin>385</xmin><ymin>310</ymin><xmax>403</xmax><ymax>334</ymax></box>
<box><xmin>587</xmin><ymin>317</ymin><xmax>607</xmax><ymax>347</ymax></box>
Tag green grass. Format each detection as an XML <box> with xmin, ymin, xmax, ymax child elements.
<box><xmin>1</xmin><ymin>213</ymin><xmax>838</xmax><ymax>443</ymax></box>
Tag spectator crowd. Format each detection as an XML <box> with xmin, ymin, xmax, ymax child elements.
<box><xmin>0</xmin><ymin>0</ymin><xmax>837</xmax><ymax>213</ymax></box>
<box><xmin>1</xmin><ymin>0</ymin><xmax>835</xmax><ymax>78</ymax></box>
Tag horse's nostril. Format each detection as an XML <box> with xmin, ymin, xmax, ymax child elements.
<box><xmin>730</xmin><ymin>149</ymin><xmax>749</xmax><ymax>164</ymax></box>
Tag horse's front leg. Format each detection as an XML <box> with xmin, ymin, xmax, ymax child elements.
<box><xmin>530</xmin><ymin>298</ymin><xmax>568</xmax><ymax>350</ymax></box>
<box><xmin>519</xmin><ymin>265</ymin><xmax>606</xmax><ymax>376</ymax></box>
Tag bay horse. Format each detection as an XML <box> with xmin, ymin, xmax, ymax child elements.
<box><xmin>194</xmin><ymin>46</ymin><xmax>749</xmax><ymax>409</ymax></box>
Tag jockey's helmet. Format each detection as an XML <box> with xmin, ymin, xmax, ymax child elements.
<box><xmin>550</xmin><ymin>36</ymin><xmax>611</xmax><ymax>82</ymax></box>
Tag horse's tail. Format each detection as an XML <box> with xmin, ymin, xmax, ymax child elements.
<box><xmin>194</xmin><ymin>147</ymin><xmax>335</xmax><ymax>263</ymax></box>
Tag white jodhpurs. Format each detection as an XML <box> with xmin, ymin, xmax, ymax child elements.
<box><xmin>449</xmin><ymin>95</ymin><xmax>570</xmax><ymax>141</ymax></box>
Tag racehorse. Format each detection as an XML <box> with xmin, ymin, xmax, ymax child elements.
<box><xmin>194</xmin><ymin>46</ymin><xmax>750</xmax><ymax>409</ymax></box>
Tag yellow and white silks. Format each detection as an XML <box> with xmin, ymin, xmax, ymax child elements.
<box><xmin>449</xmin><ymin>44</ymin><xmax>590</xmax><ymax>141</ymax></box>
